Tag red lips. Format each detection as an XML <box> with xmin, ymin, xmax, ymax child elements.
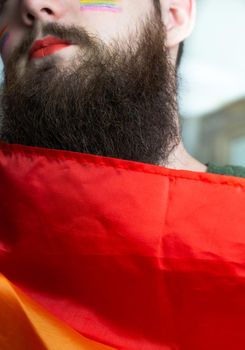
<box><xmin>29</xmin><ymin>36</ymin><xmax>71</xmax><ymax>60</ymax></box>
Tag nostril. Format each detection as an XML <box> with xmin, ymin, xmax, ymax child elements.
<box><xmin>23</xmin><ymin>7</ymin><xmax>53</xmax><ymax>25</ymax></box>
<box><xmin>27</xmin><ymin>13</ymin><xmax>35</xmax><ymax>21</ymax></box>
<box><xmin>42</xmin><ymin>8</ymin><xmax>53</xmax><ymax>15</ymax></box>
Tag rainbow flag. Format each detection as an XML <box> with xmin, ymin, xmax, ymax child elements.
<box><xmin>1</xmin><ymin>142</ymin><xmax>245</xmax><ymax>349</ymax></box>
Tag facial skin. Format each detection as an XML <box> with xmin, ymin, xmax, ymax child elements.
<box><xmin>0</xmin><ymin>0</ymin><xmax>199</xmax><ymax>167</ymax></box>
<box><xmin>0</xmin><ymin>0</ymin><xmax>159</xmax><ymax>67</ymax></box>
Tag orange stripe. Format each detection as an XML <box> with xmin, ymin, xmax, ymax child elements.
<box><xmin>0</xmin><ymin>274</ymin><xmax>116</xmax><ymax>350</ymax></box>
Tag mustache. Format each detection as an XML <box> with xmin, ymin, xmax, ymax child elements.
<box><xmin>11</xmin><ymin>22</ymin><xmax>97</xmax><ymax>59</ymax></box>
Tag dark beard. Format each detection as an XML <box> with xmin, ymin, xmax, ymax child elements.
<box><xmin>0</xmin><ymin>14</ymin><xmax>179</xmax><ymax>165</ymax></box>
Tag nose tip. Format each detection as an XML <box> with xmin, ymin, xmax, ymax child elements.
<box><xmin>21</xmin><ymin>5</ymin><xmax>55</xmax><ymax>26</ymax></box>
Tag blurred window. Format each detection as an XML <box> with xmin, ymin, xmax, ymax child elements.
<box><xmin>179</xmin><ymin>0</ymin><xmax>245</xmax><ymax>166</ymax></box>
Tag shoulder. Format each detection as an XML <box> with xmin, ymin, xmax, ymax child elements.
<box><xmin>207</xmin><ymin>163</ymin><xmax>245</xmax><ymax>178</ymax></box>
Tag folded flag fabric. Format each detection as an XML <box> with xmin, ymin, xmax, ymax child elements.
<box><xmin>1</xmin><ymin>142</ymin><xmax>245</xmax><ymax>349</ymax></box>
<box><xmin>0</xmin><ymin>274</ymin><xmax>113</xmax><ymax>350</ymax></box>
<box><xmin>0</xmin><ymin>273</ymin><xmax>115</xmax><ymax>350</ymax></box>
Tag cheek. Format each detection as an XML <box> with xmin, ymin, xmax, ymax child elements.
<box><xmin>79</xmin><ymin>0</ymin><xmax>122</xmax><ymax>13</ymax></box>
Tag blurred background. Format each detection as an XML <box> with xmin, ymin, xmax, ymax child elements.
<box><xmin>179</xmin><ymin>0</ymin><xmax>245</xmax><ymax>166</ymax></box>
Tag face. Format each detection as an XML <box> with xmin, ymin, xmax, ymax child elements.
<box><xmin>0</xmin><ymin>0</ymin><xmax>155</xmax><ymax>67</ymax></box>
<box><xmin>0</xmin><ymin>0</ymin><xmax>180</xmax><ymax>165</ymax></box>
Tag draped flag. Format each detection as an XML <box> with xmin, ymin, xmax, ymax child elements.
<box><xmin>1</xmin><ymin>142</ymin><xmax>245</xmax><ymax>349</ymax></box>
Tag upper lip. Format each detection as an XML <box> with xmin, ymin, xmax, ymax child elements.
<box><xmin>29</xmin><ymin>36</ymin><xmax>71</xmax><ymax>57</ymax></box>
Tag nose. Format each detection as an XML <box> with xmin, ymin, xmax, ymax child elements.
<box><xmin>20</xmin><ymin>0</ymin><xmax>61</xmax><ymax>26</ymax></box>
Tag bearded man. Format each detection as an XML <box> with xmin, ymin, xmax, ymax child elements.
<box><xmin>0</xmin><ymin>0</ymin><xmax>206</xmax><ymax>170</ymax></box>
<box><xmin>0</xmin><ymin>1</ymin><xmax>245</xmax><ymax>350</ymax></box>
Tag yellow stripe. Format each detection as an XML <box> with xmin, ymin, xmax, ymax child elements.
<box><xmin>0</xmin><ymin>274</ymin><xmax>116</xmax><ymax>350</ymax></box>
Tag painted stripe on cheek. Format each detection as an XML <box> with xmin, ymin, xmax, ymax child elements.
<box><xmin>80</xmin><ymin>0</ymin><xmax>121</xmax><ymax>12</ymax></box>
<box><xmin>0</xmin><ymin>26</ymin><xmax>10</xmax><ymax>53</ymax></box>
<box><xmin>0</xmin><ymin>25</ymin><xmax>8</xmax><ymax>38</ymax></box>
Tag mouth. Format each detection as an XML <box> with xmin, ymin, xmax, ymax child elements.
<box><xmin>29</xmin><ymin>36</ymin><xmax>71</xmax><ymax>60</ymax></box>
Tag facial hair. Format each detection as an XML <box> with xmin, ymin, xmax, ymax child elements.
<box><xmin>0</xmin><ymin>13</ymin><xmax>180</xmax><ymax>165</ymax></box>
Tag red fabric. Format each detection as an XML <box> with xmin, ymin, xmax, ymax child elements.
<box><xmin>0</xmin><ymin>141</ymin><xmax>245</xmax><ymax>350</ymax></box>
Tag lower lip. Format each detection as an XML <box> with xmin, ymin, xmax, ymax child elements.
<box><xmin>30</xmin><ymin>44</ymin><xmax>71</xmax><ymax>59</ymax></box>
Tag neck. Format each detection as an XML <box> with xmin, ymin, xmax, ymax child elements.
<box><xmin>163</xmin><ymin>141</ymin><xmax>208</xmax><ymax>173</ymax></box>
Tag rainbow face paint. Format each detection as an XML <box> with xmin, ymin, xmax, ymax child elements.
<box><xmin>80</xmin><ymin>0</ymin><xmax>121</xmax><ymax>12</ymax></box>
<box><xmin>0</xmin><ymin>25</ymin><xmax>9</xmax><ymax>53</ymax></box>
